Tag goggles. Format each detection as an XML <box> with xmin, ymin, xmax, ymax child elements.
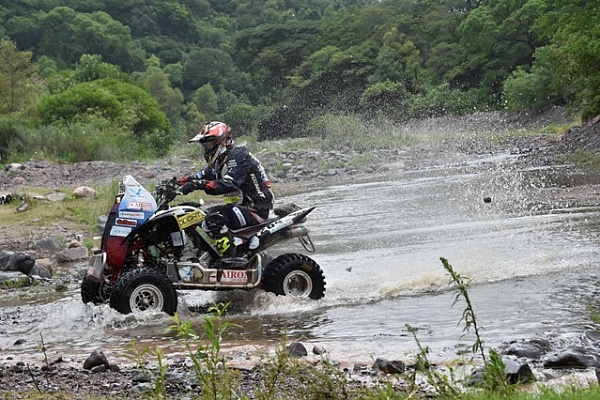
<box><xmin>202</xmin><ymin>140</ymin><xmax>218</xmax><ymax>154</ymax></box>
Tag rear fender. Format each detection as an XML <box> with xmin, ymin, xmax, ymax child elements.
<box><xmin>260</xmin><ymin>207</ymin><xmax>315</xmax><ymax>236</ymax></box>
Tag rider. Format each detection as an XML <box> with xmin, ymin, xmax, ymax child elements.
<box><xmin>178</xmin><ymin>121</ymin><xmax>274</xmax><ymax>257</ymax></box>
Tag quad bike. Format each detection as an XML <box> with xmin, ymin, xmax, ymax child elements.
<box><xmin>81</xmin><ymin>175</ymin><xmax>326</xmax><ymax>315</ymax></box>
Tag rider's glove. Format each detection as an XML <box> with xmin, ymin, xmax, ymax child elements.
<box><xmin>177</xmin><ymin>175</ymin><xmax>193</xmax><ymax>186</ymax></box>
<box><xmin>181</xmin><ymin>180</ymin><xmax>207</xmax><ymax>195</ymax></box>
<box><xmin>181</xmin><ymin>181</ymin><xmax>197</xmax><ymax>195</ymax></box>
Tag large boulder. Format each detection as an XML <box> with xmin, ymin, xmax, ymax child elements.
<box><xmin>542</xmin><ymin>349</ymin><xmax>600</xmax><ymax>369</ymax></box>
<box><xmin>0</xmin><ymin>251</ymin><xmax>35</xmax><ymax>274</ymax></box>
<box><xmin>73</xmin><ymin>186</ymin><xmax>97</xmax><ymax>198</ymax></box>
<box><xmin>56</xmin><ymin>246</ymin><xmax>88</xmax><ymax>262</ymax></box>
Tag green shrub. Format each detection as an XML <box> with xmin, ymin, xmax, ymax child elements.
<box><xmin>305</xmin><ymin>113</ymin><xmax>412</xmax><ymax>151</ymax></box>
<box><xmin>405</xmin><ymin>83</ymin><xmax>479</xmax><ymax>119</ymax></box>
<box><xmin>502</xmin><ymin>66</ymin><xmax>561</xmax><ymax>112</ymax></box>
<box><xmin>35</xmin><ymin>116</ymin><xmax>158</xmax><ymax>162</ymax></box>
<box><xmin>36</xmin><ymin>78</ymin><xmax>172</xmax><ymax>156</ymax></box>
<box><xmin>0</xmin><ymin>113</ymin><xmax>33</xmax><ymax>162</ymax></box>
<box><xmin>360</xmin><ymin>80</ymin><xmax>409</xmax><ymax>118</ymax></box>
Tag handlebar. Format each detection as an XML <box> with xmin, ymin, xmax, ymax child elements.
<box><xmin>154</xmin><ymin>178</ymin><xmax>182</xmax><ymax>210</ymax></box>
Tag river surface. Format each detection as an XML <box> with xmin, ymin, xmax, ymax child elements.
<box><xmin>2</xmin><ymin>153</ymin><xmax>600</xmax><ymax>366</ymax></box>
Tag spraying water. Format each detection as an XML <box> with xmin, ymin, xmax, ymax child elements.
<box><xmin>2</xmin><ymin>151</ymin><xmax>600</xmax><ymax>364</ymax></box>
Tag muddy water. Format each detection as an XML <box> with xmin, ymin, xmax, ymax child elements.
<box><xmin>2</xmin><ymin>153</ymin><xmax>600</xmax><ymax>365</ymax></box>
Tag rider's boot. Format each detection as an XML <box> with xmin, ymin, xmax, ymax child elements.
<box><xmin>213</xmin><ymin>231</ymin><xmax>236</xmax><ymax>258</ymax></box>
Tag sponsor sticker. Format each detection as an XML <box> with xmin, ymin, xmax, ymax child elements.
<box><xmin>176</xmin><ymin>210</ymin><xmax>204</xmax><ymax>229</ymax></box>
<box><xmin>118</xmin><ymin>211</ymin><xmax>145</xmax><ymax>219</ymax></box>
<box><xmin>110</xmin><ymin>225</ymin><xmax>132</xmax><ymax>237</ymax></box>
<box><xmin>128</xmin><ymin>187</ymin><xmax>143</xmax><ymax>197</ymax></box>
<box><xmin>115</xmin><ymin>218</ymin><xmax>137</xmax><ymax>227</ymax></box>
<box><xmin>220</xmin><ymin>269</ymin><xmax>248</xmax><ymax>284</ymax></box>
<box><xmin>128</xmin><ymin>202</ymin><xmax>153</xmax><ymax>211</ymax></box>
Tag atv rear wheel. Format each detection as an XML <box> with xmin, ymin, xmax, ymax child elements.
<box><xmin>262</xmin><ymin>253</ymin><xmax>326</xmax><ymax>299</ymax></box>
<box><xmin>109</xmin><ymin>268</ymin><xmax>177</xmax><ymax>315</ymax></box>
<box><xmin>81</xmin><ymin>276</ymin><xmax>109</xmax><ymax>305</ymax></box>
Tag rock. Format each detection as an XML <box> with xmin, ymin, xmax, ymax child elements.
<box><xmin>132</xmin><ymin>373</ymin><xmax>152</xmax><ymax>383</ymax></box>
<box><xmin>0</xmin><ymin>251</ymin><xmax>35</xmax><ymax>274</ymax></box>
<box><xmin>505</xmin><ymin>339</ymin><xmax>550</xmax><ymax>360</ymax></box>
<box><xmin>83</xmin><ymin>349</ymin><xmax>110</xmax><ymax>370</ymax></box>
<box><xmin>373</xmin><ymin>358</ymin><xmax>405</xmax><ymax>374</ymax></box>
<box><xmin>91</xmin><ymin>364</ymin><xmax>107</xmax><ymax>373</ymax></box>
<box><xmin>503</xmin><ymin>358</ymin><xmax>535</xmax><ymax>384</ymax></box>
<box><xmin>73</xmin><ymin>186</ymin><xmax>97</xmax><ymax>198</ymax></box>
<box><xmin>56</xmin><ymin>246</ymin><xmax>88</xmax><ymax>262</ymax></box>
<box><xmin>0</xmin><ymin>271</ymin><xmax>30</xmax><ymax>285</ymax></box>
<box><xmin>15</xmin><ymin>201</ymin><xmax>29</xmax><ymax>213</ymax></box>
<box><xmin>33</xmin><ymin>237</ymin><xmax>61</xmax><ymax>251</ymax></box>
<box><xmin>28</xmin><ymin>263</ymin><xmax>52</xmax><ymax>279</ymax></box>
<box><xmin>45</xmin><ymin>191</ymin><xmax>66</xmax><ymax>202</ymax></box>
<box><xmin>287</xmin><ymin>342</ymin><xmax>307</xmax><ymax>357</ymax></box>
<box><xmin>35</xmin><ymin>257</ymin><xmax>52</xmax><ymax>270</ymax></box>
<box><xmin>468</xmin><ymin>358</ymin><xmax>534</xmax><ymax>387</ymax></box>
<box><xmin>542</xmin><ymin>349</ymin><xmax>599</xmax><ymax>369</ymax></box>
<box><xmin>142</xmin><ymin>170</ymin><xmax>155</xmax><ymax>179</ymax></box>
<box><xmin>11</xmin><ymin>177</ymin><xmax>26</xmax><ymax>186</ymax></box>
<box><xmin>0</xmin><ymin>251</ymin><xmax>11</xmax><ymax>270</ymax></box>
<box><xmin>312</xmin><ymin>345</ymin><xmax>326</xmax><ymax>355</ymax></box>
<box><xmin>583</xmin><ymin>330</ymin><xmax>600</xmax><ymax>345</ymax></box>
<box><xmin>67</xmin><ymin>240</ymin><xmax>83</xmax><ymax>249</ymax></box>
<box><xmin>6</xmin><ymin>163</ymin><xmax>25</xmax><ymax>171</ymax></box>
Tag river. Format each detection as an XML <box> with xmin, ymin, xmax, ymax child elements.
<box><xmin>2</xmin><ymin>152</ymin><xmax>600</xmax><ymax>366</ymax></box>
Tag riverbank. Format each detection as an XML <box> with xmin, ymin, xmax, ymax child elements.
<box><xmin>2</xmin><ymin>108</ymin><xmax>600</xmax><ymax>398</ymax></box>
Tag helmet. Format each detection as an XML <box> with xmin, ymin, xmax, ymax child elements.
<box><xmin>188</xmin><ymin>121</ymin><xmax>233</xmax><ymax>166</ymax></box>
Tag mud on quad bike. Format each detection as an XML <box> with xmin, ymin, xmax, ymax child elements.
<box><xmin>81</xmin><ymin>176</ymin><xmax>326</xmax><ymax>315</ymax></box>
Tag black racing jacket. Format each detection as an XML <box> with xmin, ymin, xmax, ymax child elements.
<box><xmin>195</xmin><ymin>145</ymin><xmax>274</xmax><ymax>218</ymax></box>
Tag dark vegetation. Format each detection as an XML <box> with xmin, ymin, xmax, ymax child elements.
<box><xmin>0</xmin><ymin>0</ymin><xmax>598</xmax><ymax>164</ymax></box>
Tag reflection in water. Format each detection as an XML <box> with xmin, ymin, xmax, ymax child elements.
<box><xmin>2</xmin><ymin>158</ymin><xmax>600</xmax><ymax>363</ymax></box>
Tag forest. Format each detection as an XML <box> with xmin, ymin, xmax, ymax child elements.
<box><xmin>0</xmin><ymin>0</ymin><xmax>598</xmax><ymax>162</ymax></box>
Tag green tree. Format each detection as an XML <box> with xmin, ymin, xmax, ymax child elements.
<box><xmin>534</xmin><ymin>0</ymin><xmax>600</xmax><ymax>118</ymax></box>
<box><xmin>37</xmin><ymin>6</ymin><xmax>143</xmax><ymax>71</ymax></box>
<box><xmin>370</xmin><ymin>27</ymin><xmax>422</xmax><ymax>93</ymax></box>
<box><xmin>182</xmin><ymin>47</ymin><xmax>236</xmax><ymax>92</ymax></box>
<box><xmin>0</xmin><ymin>39</ymin><xmax>37</xmax><ymax>114</ymax></box>
<box><xmin>233</xmin><ymin>20</ymin><xmax>323</xmax><ymax>74</ymax></box>
<box><xmin>191</xmin><ymin>84</ymin><xmax>219</xmax><ymax>118</ymax></box>
<box><xmin>4</xmin><ymin>15</ymin><xmax>42</xmax><ymax>51</ymax></box>
<box><xmin>218</xmin><ymin>103</ymin><xmax>257</xmax><ymax>136</ymax></box>
<box><xmin>71</xmin><ymin>54</ymin><xmax>129</xmax><ymax>83</ymax></box>
<box><xmin>456</xmin><ymin>0</ymin><xmax>548</xmax><ymax>105</ymax></box>
<box><xmin>137</xmin><ymin>65</ymin><xmax>185</xmax><ymax>127</ymax></box>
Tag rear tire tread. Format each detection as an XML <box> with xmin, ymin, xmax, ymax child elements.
<box><xmin>262</xmin><ymin>253</ymin><xmax>326</xmax><ymax>299</ymax></box>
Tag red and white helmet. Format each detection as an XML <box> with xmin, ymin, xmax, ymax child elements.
<box><xmin>188</xmin><ymin>121</ymin><xmax>233</xmax><ymax>166</ymax></box>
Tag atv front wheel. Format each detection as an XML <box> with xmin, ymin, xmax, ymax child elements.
<box><xmin>81</xmin><ymin>276</ymin><xmax>110</xmax><ymax>305</ymax></box>
<box><xmin>262</xmin><ymin>253</ymin><xmax>326</xmax><ymax>299</ymax></box>
<box><xmin>109</xmin><ymin>268</ymin><xmax>177</xmax><ymax>315</ymax></box>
